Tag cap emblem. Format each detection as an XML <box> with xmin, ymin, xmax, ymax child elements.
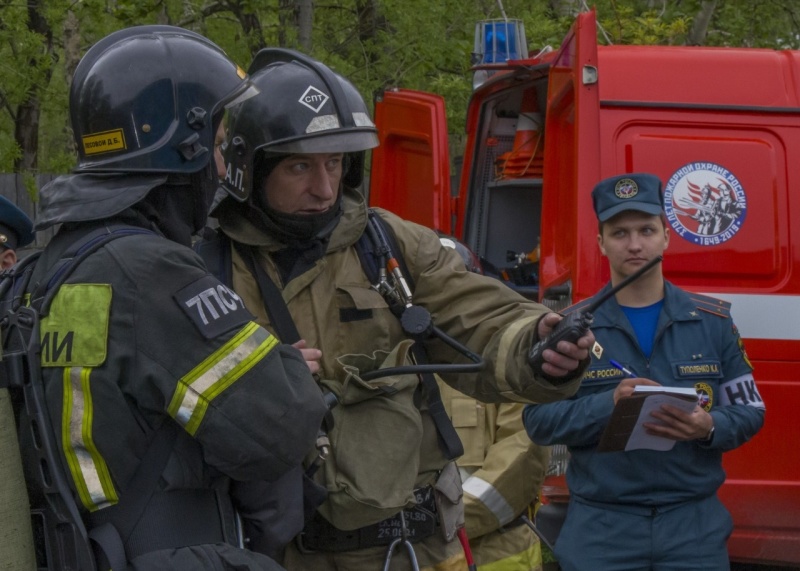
<box><xmin>614</xmin><ymin>178</ymin><xmax>639</xmax><ymax>199</ymax></box>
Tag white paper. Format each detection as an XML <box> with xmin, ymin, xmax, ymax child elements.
<box><xmin>624</xmin><ymin>392</ymin><xmax>699</xmax><ymax>452</ymax></box>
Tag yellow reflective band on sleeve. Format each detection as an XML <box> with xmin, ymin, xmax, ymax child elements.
<box><xmin>61</xmin><ymin>367</ymin><xmax>118</xmax><ymax>512</ymax></box>
<box><xmin>168</xmin><ymin>322</ymin><xmax>277</xmax><ymax>436</ymax></box>
<box><xmin>477</xmin><ymin>541</ymin><xmax>542</xmax><ymax>571</ymax></box>
<box><xmin>41</xmin><ymin>284</ymin><xmax>112</xmax><ymax>367</ymax></box>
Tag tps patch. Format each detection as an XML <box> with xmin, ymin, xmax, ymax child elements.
<box><xmin>40</xmin><ymin>284</ymin><xmax>112</xmax><ymax>367</ymax></box>
<box><xmin>614</xmin><ymin>178</ymin><xmax>639</xmax><ymax>199</ymax></box>
<box><xmin>299</xmin><ymin>85</ymin><xmax>329</xmax><ymax>113</ymax></box>
<box><xmin>82</xmin><ymin>129</ymin><xmax>126</xmax><ymax>156</ymax></box>
<box><xmin>175</xmin><ymin>275</ymin><xmax>253</xmax><ymax>339</ymax></box>
<box><xmin>695</xmin><ymin>382</ymin><xmax>713</xmax><ymax>411</ymax></box>
<box><xmin>664</xmin><ymin>162</ymin><xmax>747</xmax><ymax>247</ymax></box>
<box><xmin>719</xmin><ymin>374</ymin><xmax>765</xmax><ymax>409</ymax></box>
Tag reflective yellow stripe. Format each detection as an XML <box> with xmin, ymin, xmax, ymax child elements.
<box><xmin>477</xmin><ymin>540</ymin><xmax>541</xmax><ymax>571</ymax></box>
<box><xmin>168</xmin><ymin>322</ymin><xmax>277</xmax><ymax>436</ymax></box>
<box><xmin>61</xmin><ymin>367</ymin><xmax>118</xmax><ymax>512</ymax></box>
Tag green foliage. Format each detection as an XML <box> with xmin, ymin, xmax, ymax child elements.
<box><xmin>3</xmin><ymin>0</ymin><xmax>800</xmax><ymax>174</ymax></box>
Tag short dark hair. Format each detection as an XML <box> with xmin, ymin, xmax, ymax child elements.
<box><xmin>598</xmin><ymin>211</ymin><xmax>668</xmax><ymax>235</ymax></box>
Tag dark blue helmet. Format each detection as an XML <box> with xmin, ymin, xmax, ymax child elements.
<box><xmin>70</xmin><ymin>25</ymin><xmax>257</xmax><ymax>175</ymax></box>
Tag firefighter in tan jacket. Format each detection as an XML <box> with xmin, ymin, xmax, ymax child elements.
<box><xmin>210</xmin><ymin>49</ymin><xmax>594</xmax><ymax>570</ymax></box>
<box><xmin>441</xmin><ymin>384</ymin><xmax>548</xmax><ymax>570</ymax></box>
<box><xmin>437</xmin><ymin>237</ymin><xmax>548</xmax><ymax>571</ymax></box>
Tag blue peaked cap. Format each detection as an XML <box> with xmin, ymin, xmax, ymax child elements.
<box><xmin>592</xmin><ymin>173</ymin><xmax>664</xmax><ymax>222</ymax></box>
<box><xmin>0</xmin><ymin>195</ymin><xmax>34</xmax><ymax>250</ymax></box>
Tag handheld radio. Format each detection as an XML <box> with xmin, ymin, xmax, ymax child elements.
<box><xmin>528</xmin><ymin>255</ymin><xmax>663</xmax><ymax>381</ymax></box>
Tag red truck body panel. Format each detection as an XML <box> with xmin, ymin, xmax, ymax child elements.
<box><xmin>369</xmin><ymin>10</ymin><xmax>800</xmax><ymax>566</ymax></box>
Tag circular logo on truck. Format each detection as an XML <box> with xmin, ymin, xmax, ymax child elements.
<box><xmin>663</xmin><ymin>162</ymin><xmax>747</xmax><ymax>246</ymax></box>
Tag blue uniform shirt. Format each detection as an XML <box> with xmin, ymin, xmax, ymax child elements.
<box><xmin>524</xmin><ymin>280</ymin><xmax>765</xmax><ymax>507</ymax></box>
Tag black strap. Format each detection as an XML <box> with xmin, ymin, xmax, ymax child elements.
<box><xmin>88</xmin><ymin>421</ymin><xmax>178</xmax><ymax>569</ymax></box>
<box><xmin>411</xmin><ymin>346</ymin><xmax>464</xmax><ymax>459</ymax></box>
<box><xmin>32</xmin><ymin>225</ymin><xmax>155</xmax><ymax>315</ymax></box>
<box><xmin>359</xmin><ymin>211</ymin><xmax>464</xmax><ymax>460</ymax></box>
<box><xmin>8</xmin><ymin>224</ymin><xmax>178</xmax><ymax>570</ymax></box>
<box><xmin>232</xmin><ymin>240</ymin><xmax>301</xmax><ymax>344</ymax></box>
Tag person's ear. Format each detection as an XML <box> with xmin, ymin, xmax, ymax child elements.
<box><xmin>1</xmin><ymin>248</ymin><xmax>17</xmax><ymax>270</ymax></box>
<box><xmin>597</xmin><ymin>233</ymin><xmax>607</xmax><ymax>256</ymax></box>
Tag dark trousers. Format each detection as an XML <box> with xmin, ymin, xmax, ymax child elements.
<box><xmin>554</xmin><ymin>494</ymin><xmax>733</xmax><ymax>571</ymax></box>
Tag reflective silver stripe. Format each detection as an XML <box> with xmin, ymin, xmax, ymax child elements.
<box><xmin>701</xmin><ymin>293</ymin><xmax>800</xmax><ymax>340</ymax></box>
<box><xmin>462</xmin><ymin>475</ymin><xmax>516</xmax><ymax>526</ymax></box>
<box><xmin>62</xmin><ymin>367</ymin><xmax>117</xmax><ymax>511</ymax></box>
<box><xmin>170</xmin><ymin>323</ymin><xmax>277</xmax><ymax>435</ymax></box>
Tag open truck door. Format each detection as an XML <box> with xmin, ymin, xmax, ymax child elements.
<box><xmin>369</xmin><ymin>89</ymin><xmax>452</xmax><ymax>234</ymax></box>
<box><xmin>539</xmin><ymin>11</ymin><xmax>602</xmax><ymax>304</ymax></box>
<box><xmin>452</xmin><ymin>11</ymin><xmax>599</xmax><ymax>304</ymax></box>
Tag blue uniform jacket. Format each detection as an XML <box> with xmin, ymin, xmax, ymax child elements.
<box><xmin>523</xmin><ymin>281</ymin><xmax>765</xmax><ymax>507</ymax></box>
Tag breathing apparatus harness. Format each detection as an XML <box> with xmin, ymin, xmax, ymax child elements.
<box><xmin>198</xmin><ymin>209</ymin><xmax>485</xmax><ymax>567</ymax></box>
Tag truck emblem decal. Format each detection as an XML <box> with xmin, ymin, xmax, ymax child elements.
<box><xmin>299</xmin><ymin>86</ymin><xmax>329</xmax><ymax>113</ymax></box>
<box><xmin>614</xmin><ymin>178</ymin><xmax>638</xmax><ymax>199</ymax></box>
<box><xmin>664</xmin><ymin>162</ymin><xmax>747</xmax><ymax>246</ymax></box>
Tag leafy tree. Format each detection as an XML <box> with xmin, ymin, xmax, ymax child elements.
<box><xmin>3</xmin><ymin>0</ymin><xmax>800</xmax><ymax>180</ymax></box>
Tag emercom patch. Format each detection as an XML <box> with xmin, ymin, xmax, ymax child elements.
<box><xmin>40</xmin><ymin>284</ymin><xmax>111</xmax><ymax>367</ymax></box>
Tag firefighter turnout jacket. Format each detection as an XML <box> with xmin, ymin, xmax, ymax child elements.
<box><xmin>19</xmin><ymin>217</ymin><xmax>327</xmax><ymax>569</ymax></box>
<box><xmin>439</xmin><ymin>382</ymin><xmax>547</xmax><ymax>571</ymax></box>
<box><xmin>216</xmin><ymin>188</ymin><xmax>584</xmax><ymax>569</ymax></box>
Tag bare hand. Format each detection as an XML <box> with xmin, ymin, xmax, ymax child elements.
<box><xmin>644</xmin><ymin>404</ymin><xmax>714</xmax><ymax>442</ymax></box>
<box><xmin>613</xmin><ymin>377</ymin><xmax>661</xmax><ymax>405</ymax></box>
<box><xmin>536</xmin><ymin>313</ymin><xmax>596</xmax><ymax>378</ymax></box>
<box><xmin>292</xmin><ymin>339</ymin><xmax>322</xmax><ymax>375</ymax></box>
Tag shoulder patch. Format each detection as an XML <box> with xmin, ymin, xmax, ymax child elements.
<box><xmin>689</xmin><ymin>293</ymin><xmax>731</xmax><ymax>318</ymax></box>
<box><xmin>175</xmin><ymin>275</ymin><xmax>254</xmax><ymax>339</ymax></box>
<box><xmin>40</xmin><ymin>283</ymin><xmax>112</xmax><ymax>367</ymax></box>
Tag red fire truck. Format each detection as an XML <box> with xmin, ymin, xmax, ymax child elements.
<box><xmin>368</xmin><ymin>10</ymin><xmax>800</xmax><ymax>567</ymax></box>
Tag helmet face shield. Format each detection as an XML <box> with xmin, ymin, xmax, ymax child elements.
<box><xmin>219</xmin><ymin>48</ymin><xmax>379</xmax><ymax>202</ymax></box>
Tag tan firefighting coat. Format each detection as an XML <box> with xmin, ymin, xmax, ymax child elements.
<box><xmin>440</xmin><ymin>382</ymin><xmax>548</xmax><ymax>571</ymax></box>
<box><xmin>0</xmin><ymin>390</ymin><xmax>36</xmax><ymax>569</ymax></box>
<box><xmin>217</xmin><ymin>188</ymin><xmax>583</xmax><ymax>567</ymax></box>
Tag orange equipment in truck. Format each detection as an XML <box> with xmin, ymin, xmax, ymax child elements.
<box><xmin>369</xmin><ymin>10</ymin><xmax>800</xmax><ymax>568</ymax></box>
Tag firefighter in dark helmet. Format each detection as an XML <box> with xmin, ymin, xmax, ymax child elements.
<box><xmin>208</xmin><ymin>49</ymin><xmax>594</xmax><ymax>570</ymax></box>
<box><xmin>11</xmin><ymin>26</ymin><xmax>327</xmax><ymax>570</ymax></box>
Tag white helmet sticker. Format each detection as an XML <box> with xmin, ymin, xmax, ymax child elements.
<box><xmin>299</xmin><ymin>86</ymin><xmax>329</xmax><ymax>113</ymax></box>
